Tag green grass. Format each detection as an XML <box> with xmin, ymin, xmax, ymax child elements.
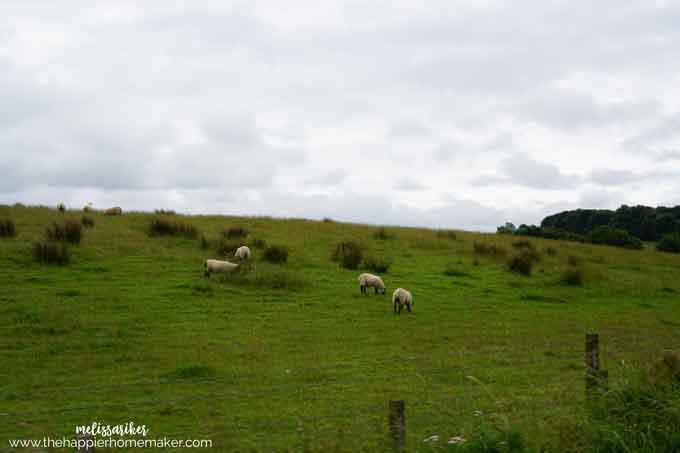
<box><xmin>1</xmin><ymin>205</ymin><xmax>680</xmax><ymax>451</ymax></box>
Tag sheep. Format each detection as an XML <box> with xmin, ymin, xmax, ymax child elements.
<box><xmin>104</xmin><ymin>207</ymin><xmax>122</xmax><ymax>216</ymax></box>
<box><xmin>358</xmin><ymin>273</ymin><xmax>386</xmax><ymax>295</ymax></box>
<box><xmin>204</xmin><ymin>259</ymin><xmax>239</xmax><ymax>277</ymax></box>
<box><xmin>234</xmin><ymin>245</ymin><xmax>251</xmax><ymax>261</ymax></box>
<box><xmin>392</xmin><ymin>288</ymin><xmax>413</xmax><ymax>314</ymax></box>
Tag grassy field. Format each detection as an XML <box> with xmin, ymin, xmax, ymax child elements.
<box><xmin>1</xmin><ymin>205</ymin><xmax>679</xmax><ymax>452</ymax></box>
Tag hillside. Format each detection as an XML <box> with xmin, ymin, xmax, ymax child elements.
<box><xmin>1</xmin><ymin>204</ymin><xmax>680</xmax><ymax>451</ymax></box>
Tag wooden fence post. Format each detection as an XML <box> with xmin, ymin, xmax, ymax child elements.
<box><xmin>388</xmin><ymin>400</ymin><xmax>406</xmax><ymax>452</ymax></box>
<box><xmin>76</xmin><ymin>434</ymin><xmax>94</xmax><ymax>452</ymax></box>
<box><xmin>585</xmin><ymin>333</ymin><xmax>608</xmax><ymax>397</ymax></box>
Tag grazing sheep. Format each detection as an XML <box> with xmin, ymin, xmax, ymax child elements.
<box><xmin>358</xmin><ymin>273</ymin><xmax>386</xmax><ymax>295</ymax></box>
<box><xmin>234</xmin><ymin>245</ymin><xmax>251</xmax><ymax>261</ymax></box>
<box><xmin>392</xmin><ymin>288</ymin><xmax>413</xmax><ymax>314</ymax></box>
<box><xmin>204</xmin><ymin>259</ymin><xmax>239</xmax><ymax>277</ymax></box>
<box><xmin>104</xmin><ymin>207</ymin><xmax>122</xmax><ymax>216</ymax></box>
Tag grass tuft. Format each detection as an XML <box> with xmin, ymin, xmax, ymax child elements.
<box><xmin>33</xmin><ymin>241</ymin><xmax>70</xmax><ymax>265</ymax></box>
<box><xmin>262</xmin><ymin>244</ymin><xmax>289</xmax><ymax>264</ymax></box>
<box><xmin>0</xmin><ymin>218</ymin><xmax>16</xmax><ymax>237</ymax></box>
<box><xmin>149</xmin><ymin>217</ymin><xmax>198</xmax><ymax>238</ymax></box>
<box><xmin>46</xmin><ymin>220</ymin><xmax>83</xmax><ymax>245</ymax></box>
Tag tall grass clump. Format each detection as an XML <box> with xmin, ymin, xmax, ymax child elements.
<box><xmin>587</xmin><ymin>358</ymin><xmax>680</xmax><ymax>452</ymax></box>
<box><xmin>373</xmin><ymin>227</ymin><xmax>393</xmax><ymax>240</ymax></box>
<box><xmin>33</xmin><ymin>241</ymin><xmax>70</xmax><ymax>265</ymax></box>
<box><xmin>199</xmin><ymin>235</ymin><xmax>210</xmax><ymax>250</ymax></box>
<box><xmin>46</xmin><ymin>220</ymin><xmax>83</xmax><ymax>245</ymax></box>
<box><xmin>0</xmin><ymin>218</ymin><xmax>16</xmax><ymax>237</ymax></box>
<box><xmin>512</xmin><ymin>239</ymin><xmax>541</xmax><ymax>262</ymax></box>
<box><xmin>154</xmin><ymin>209</ymin><xmax>177</xmax><ymax>215</ymax></box>
<box><xmin>473</xmin><ymin>241</ymin><xmax>506</xmax><ymax>257</ymax></box>
<box><xmin>507</xmin><ymin>249</ymin><xmax>535</xmax><ymax>276</ymax></box>
<box><xmin>250</xmin><ymin>238</ymin><xmax>266</xmax><ymax>249</ymax></box>
<box><xmin>436</xmin><ymin>229</ymin><xmax>457</xmax><ymax>240</ymax></box>
<box><xmin>262</xmin><ymin>244</ymin><xmax>289</xmax><ymax>264</ymax></box>
<box><xmin>57</xmin><ymin>203</ymin><xmax>66</xmax><ymax>212</ymax></box>
<box><xmin>149</xmin><ymin>217</ymin><xmax>198</xmax><ymax>238</ymax></box>
<box><xmin>331</xmin><ymin>240</ymin><xmax>364</xmax><ymax>270</ymax></box>
<box><xmin>223</xmin><ymin>226</ymin><xmax>248</xmax><ymax>239</ymax></box>
<box><xmin>363</xmin><ymin>254</ymin><xmax>391</xmax><ymax>273</ymax></box>
<box><xmin>81</xmin><ymin>216</ymin><xmax>95</xmax><ymax>228</ymax></box>
<box><xmin>220</xmin><ymin>264</ymin><xmax>306</xmax><ymax>290</ymax></box>
<box><xmin>216</xmin><ymin>238</ymin><xmax>241</xmax><ymax>256</ymax></box>
<box><xmin>561</xmin><ymin>264</ymin><xmax>584</xmax><ymax>286</ymax></box>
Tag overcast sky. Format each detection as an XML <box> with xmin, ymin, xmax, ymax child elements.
<box><xmin>2</xmin><ymin>1</ymin><xmax>679</xmax><ymax>230</ymax></box>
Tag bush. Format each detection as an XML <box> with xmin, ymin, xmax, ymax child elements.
<box><xmin>657</xmin><ymin>234</ymin><xmax>680</xmax><ymax>254</ymax></box>
<box><xmin>332</xmin><ymin>240</ymin><xmax>364</xmax><ymax>269</ymax></box>
<box><xmin>223</xmin><ymin>226</ymin><xmax>248</xmax><ymax>239</ymax></box>
<box><xmin>0</xmin><ymin>218</ymin><xmax>16</xmax><ymax>237</ymax></box>
<box><xmin>473</xmin><ymin>241</ymin><xmax>506</xmax><ymax>257</ymax></box>
<box><xmin>589</xmin><ymin>225</ymin><xmax>643</xmax><ymax>249</ymax></box>
<box><xmin>45</xmin><ymin>220</ymin><xmax>83</xmax><ymax>245</ymax></box>
<box><xmin>57</xmin><ymin>203</ymin><xmax>66</xmax><ymax>212</ymax></box>
<box><xmin>250</xmin><ymin>238</ymin><xmax>266</xmax><ymax>249</ymax></box>
<box><xmin>263</xmin><ymin>244</ymin><xmax>289</xmax><ymax>264</ymax></box>
<box><xmin>363</xmin><ymin>254</ymin><xmax>391</xmax><ymax>273</ymax></box>
<box><xmin>154</xmin><ymin>209</ymin><xmax>177</xmax><ymax>215</ymax></box>
<box><xmin>507</xmin><ymin>249</ymin><xmax>535</xmax><ymax>276</ymax></box>
<box><xmin>561</xmin><ymin>265</ymin><xmax>584</xmax><ymax>286</ymax></box>
<box><xmin>149</xmin><ymin>217</ymin><xmax>198</xmax><ymax>238</ymax></box>
<box><xmin>33</xmin><ymin>241</ymin><xmax>70</xmax><ymax>265</ymax></box>
<box><xmin>81</xmin><ymin>216</ymin><xmax>95</xmax><ymax>228</ymax></box>
<box><xmin>436</xmin><ymin>229</ymin><xmax>457</xmax><ymax>240</ymax></box>
<box><xmin>373</xmin><ymin>227</ymin><xmax>393</xmax><ymax>240</ymax></box>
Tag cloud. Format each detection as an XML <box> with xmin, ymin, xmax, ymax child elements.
<box><xmin>2</xmin><ymin>1</ymin><xmax>680</xmax><ymax>230</ymax></box>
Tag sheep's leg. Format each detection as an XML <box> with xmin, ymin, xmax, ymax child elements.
<box><xmin>374</xmin><ymin>287</ymin><xmax>378</xmax><ymax>295</ymax></box>
<box><xmin>407</xmin><ymin>303</ymin><xmax>412</xmax><ymax>313</ymax></box>
<box><xmin>394</xmin><ymin>302</ymin><xmax>398</xmax><ymax>314</ymax></box>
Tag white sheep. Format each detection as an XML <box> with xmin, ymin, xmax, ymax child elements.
<box><xmin>358</xmin><ymin>273</ymin><xmax>386</xmax><ymax>295</ymax></box>
<box><xmin>392</xmin><ymin>288</ymin><xmax>413</xmax><ymax>314</ymax></box>
<box><xmin>204</xmin><ymin>259</ymin><xmax>240</xmax><ymax>277</ymax></box>
<box><xmin>234</xmin><ymin>245</ymin><xmax>251</xmax><ymax>261</ymax></box>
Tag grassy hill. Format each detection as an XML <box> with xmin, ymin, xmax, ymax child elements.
<box><xmin>1</xmin><ymin>205</ymin><xmax>679</xmax><ymax>451</ymax></box>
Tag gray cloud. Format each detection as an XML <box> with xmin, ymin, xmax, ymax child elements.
<box><xmin>2</xmin><ymin>1</ymin><xmax>680</xmax><ymax>230</ymax></box>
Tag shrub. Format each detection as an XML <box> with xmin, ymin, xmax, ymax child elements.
<box><xmin>263</xmin><ymin>244</ymin><xmax>289</xmax><ymax>264</ymax></box>
<box><xmin>33</xmin><ymin>241</ymin><xmax>70</xmax><ymax>265</ymax></box>
<box><xmin>57</xmin><ymin>203</ymin><xmax>66</xmax><ymax>212</ymax></box>
<box><xmin>436</xmin><ymin>229</ymin><xmax>457</xmax><ymax>240</ymax></box>
<box><xmin>154</xmin><ymin>209</ymin><xmax>177</xmax><ymax>215</ymax></box>
<box><xmin>363</xmin><ymin>254</ymin><xmax>391</xmax><ymax>273</ymax></box>
<box><xmin>0</xmin><ymin>218</ymin><xmax>16</xmax><ymax>237</ymax></box>
<box><xmin>149</xmin><ymin>217</ymin><xmax>198</xmax><ymax>238</ymax></box>
<box><xmin>473</xmin><ymin>241</ymin><xmax>506</xmax><ymax>257</ymax></box>
<box><xmin>45</xmin><ymin>220</ymin><xmax>83</xmax><ymax>245</ymax></box>
<box><xmin>589</xmin><ymin>225</ymin><xmax>643</xmax><ymax>249</ymax></box>
<box><xmin>561</xmin><ymin>265</ymin><xmax>584</xmax><ymax>286</ymax></box>
<box><xmin>332</xmin><ymin>240</ymin><xmax>364</xmax><ymax>270</ymax></box>
<box><xmin>373</xmin><ymin>227</ymin><xmax>392</xmax><ymax>240</ymax></box>
<box><xmin>81</xmin><ymin>216</ymin><xmax>95</xmax><ymax>228</ymax></box>
<box><xmin>250</xmin><ymin>238</ymin><xmax>267</xmax><ymax>249</ymax></box>
<box><xmin>657</xmin><ymin>234</ymin><xmax>680</xmax><ymax>254</ymax></box>
<box><xmin>223</xmin><ymin>226</ymin><xmax>248</xmax><ymax>239</ymax></box>
<box><xmin>507</xmin><ymin>249</ymin><xmax>534</xmax><ymax>276</ymax></box>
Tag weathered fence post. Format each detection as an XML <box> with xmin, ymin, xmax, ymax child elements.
<box><xmin>585</xmin><ymin>333</ymin><xmax>608</xmax><ymax>397</ymax></box>
<box><xmin>76</xmin><ymin>434</ymin><xmax>94</xmax><ymax>452</ymax></box>
<box><xmin>388</xmin><ymin>400</ymin><xmax>406</xmax><ymax>452</ymax></box>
